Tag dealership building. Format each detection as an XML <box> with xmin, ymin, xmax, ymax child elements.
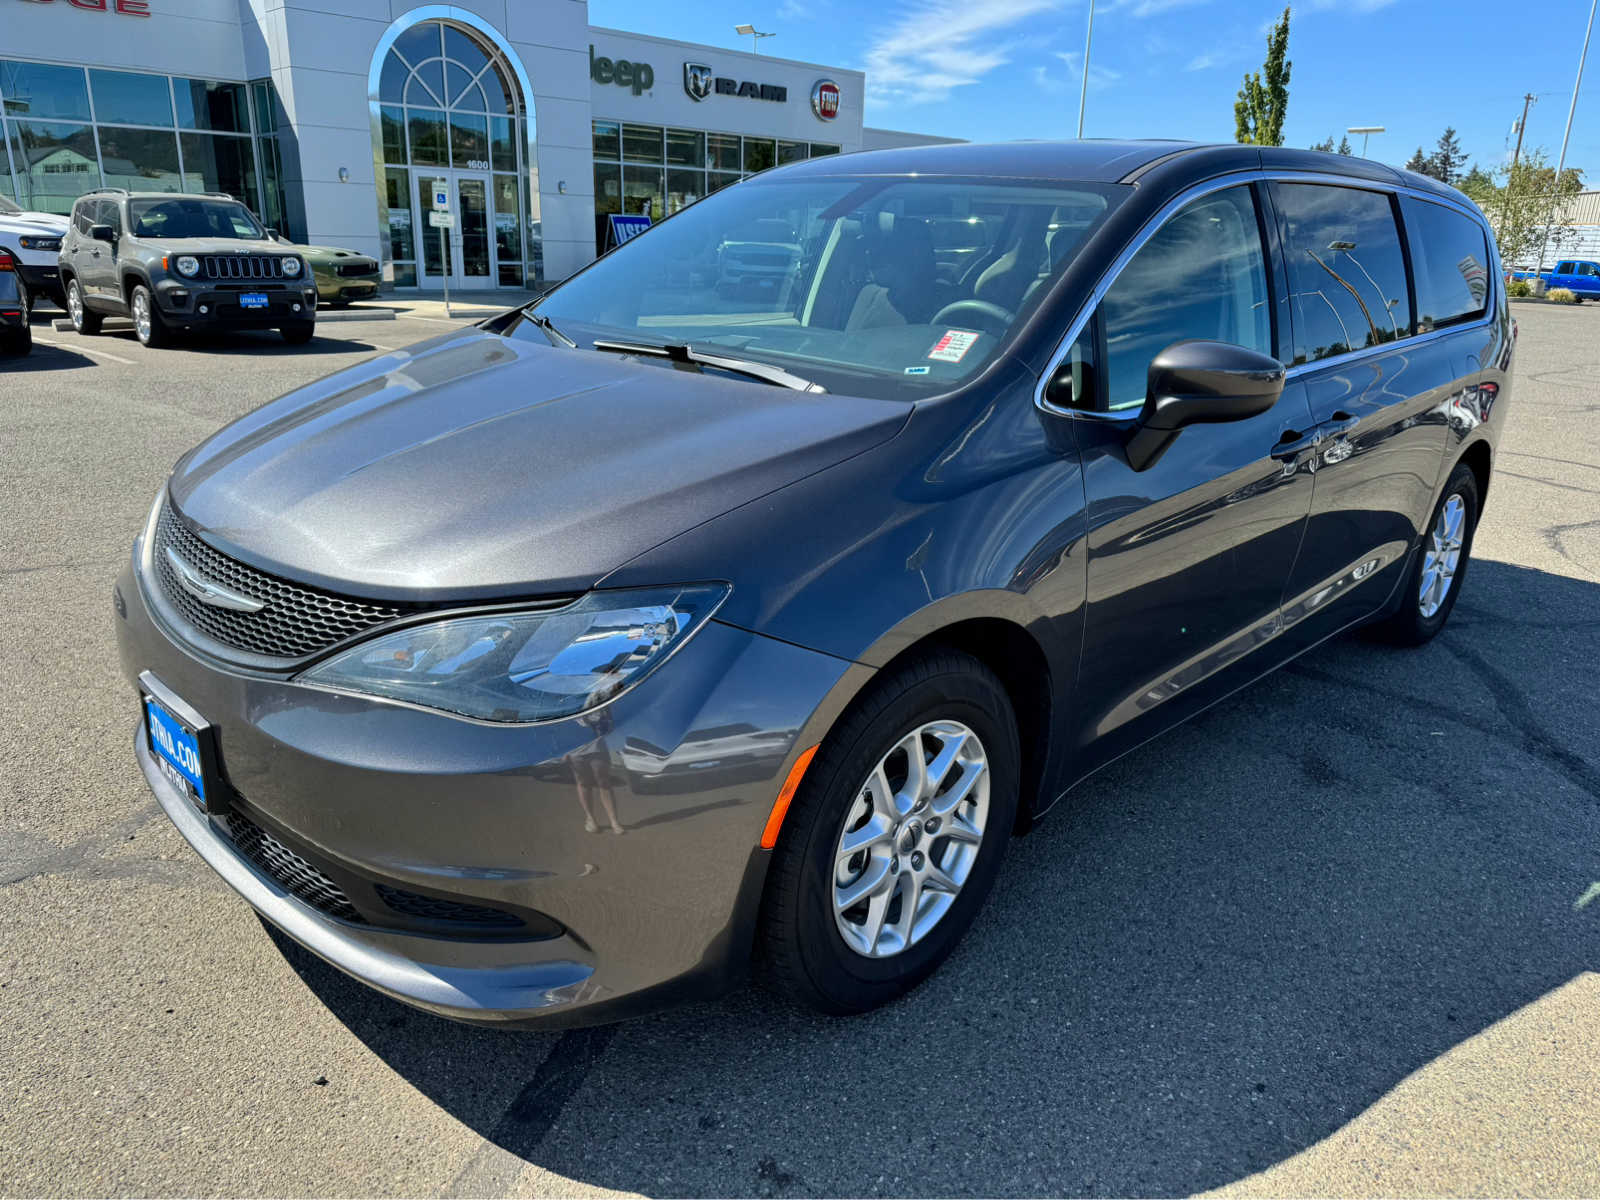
<box><xmin>0</xmin><ymin>0</ymin><xmax>952</xmax><ymax>288</ymax></box>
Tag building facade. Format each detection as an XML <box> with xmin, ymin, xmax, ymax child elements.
<box><xmin>0</xmin><ymin>0</ymin><xmax>952</xmax><ymax>287</ymax></box>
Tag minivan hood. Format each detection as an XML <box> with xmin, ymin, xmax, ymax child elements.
<box><xmin>168</xmin><ymin>329</ymin><xmax>910</xmax><ymax>600</ymax></box>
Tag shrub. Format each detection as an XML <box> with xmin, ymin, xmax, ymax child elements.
<box><xmin>1547</xmin><ymin>287</ymin><xmax>1579</xmax><ymax>304</ymax></box>
<box><xmin>1508</xmin><ymin>278</ymin><xmax>1533</xmax><ymax>297</ymax></box>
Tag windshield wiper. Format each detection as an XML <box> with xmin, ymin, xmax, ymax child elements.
<box><xmin>590</xmin><ymin>339</ymin><xmax>826</xmax><ymax>393</ymax></box>
<box><xmin>524</xmin><ymin>311</ymin><xmax>576</xmax><ymax>348</ymax></box>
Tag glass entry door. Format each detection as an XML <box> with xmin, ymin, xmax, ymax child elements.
<box><xmin>454</xmin><ymin>174</ymin><xmax>492</xmax><ymax>287</ymax></box>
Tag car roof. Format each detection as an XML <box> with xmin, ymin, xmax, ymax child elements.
<box><xmin>777</xmin><ymin>140</ymin><xmax>1482</xmax><ymax>210</ymax></box>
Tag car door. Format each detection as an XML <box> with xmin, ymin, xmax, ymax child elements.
<box><xmin>1574</xmin><ymin>261</ymin><xmax>1600</xmax><ymax>297</ymax></box>
<box><xmin>1266</xmin><ymin>181</ymin><xmax>1456</xmax><ymax>645</ymax></box>
<box><xmin>1550</xmin><ymin>260</ymin><xmax>1576</xmax><ymax>292</ymax></box>
<box><xmin>82</xmin><ymin>199</ymin><xmax>122</xmax><ymax>307</ymax></box>
<box><xmin>1056</xmin><ymin>181</ymin><xmax>1317</xmax><ymax>771</ymax></box>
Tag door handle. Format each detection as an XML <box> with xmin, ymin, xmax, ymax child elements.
<box><xmin>1322</xmin><ymin>410</ymin><xmax>1359</xmax><ymax>437</ymax></box>
<box><xmin>1270</xmin><ymin>428</ymin><xmax>1319</xmax><ymax>461</ymax></box>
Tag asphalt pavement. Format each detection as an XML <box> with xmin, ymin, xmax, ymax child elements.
<box><xmin>2</xmin><ymin>302</ymin><xmax>1597</xmax><ymax>1197</ymax></box>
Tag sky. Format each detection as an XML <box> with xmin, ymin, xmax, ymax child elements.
<box><xmin>589</xmin><ymin>0</ymin><xmax>1600</xmax><ymax>185</ymax></box>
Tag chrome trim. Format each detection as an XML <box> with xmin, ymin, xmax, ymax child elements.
<box><xmin>164</xmin><ymin>545</ymin><xmax>268</xmax><ymax>613</ymax></box>
<box><xmin>1033</xmin><ymin>168</ymin><xmax>1499</xmax><ymax>422</ymax></box>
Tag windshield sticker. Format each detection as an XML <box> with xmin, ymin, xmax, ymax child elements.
<box><xmin>927</xmin><ymin>330</ymin><xmax>979</xmax><ymax>363</ymax></box>
<box><xmin>904</xmin><ymin>365</ymin><xmax>930</xmax><ymax>375</ymax></box>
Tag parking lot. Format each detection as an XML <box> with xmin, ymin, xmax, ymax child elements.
<box><xmin>2</xmin><ymin>301</ymin><xmax>1597</xmax><ymax>1197</ymax></box>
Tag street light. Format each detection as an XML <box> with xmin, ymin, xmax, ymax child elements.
<box><xmin>1347</xmin><ymin>125</ymin><xmax>1385</xmax><ymax>157</ymax></box>
<box><xmin>734</xmin><ymin>23</ymin><xmax>776</xmax><ymax>53</ymax></box>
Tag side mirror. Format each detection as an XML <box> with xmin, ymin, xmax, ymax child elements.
<box><xmin>89</xmin><ymin>223</ymin><xmax>116</xmax><ymax>244</ymax></box>
<box><xmin>1124</xmin><ymin>339</ymin><xmax>1285</xmax><ymax>471</ymax></box>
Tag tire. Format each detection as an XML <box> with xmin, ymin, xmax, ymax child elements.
<box><xmin>280</xmin><ymin>321</ymin><xmax>315</xmax><ymax>345</ymax></box>
<box><xmin>1373</xmin><ymin>461</ymin><xmax>1480</xmax><ymax>645</ymax></box>
<box><xmin>66</xmin><ymin>278</ymin><xmax>101</xmax><ymax>335</ymax></box>
<box><xmin>758</xmin><ymin>649</ymin><xmax>1020</xmax><ymax>1015</ymax></box>
<box><xmin>131</xmin><ymin>284</ymin><xmax>167</xmax><ymax>348</ymax></box>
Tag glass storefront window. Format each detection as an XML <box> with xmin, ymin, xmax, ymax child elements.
<box><xmin>404</xmin><ymin>61</ymin><xmax>447</xmax><ymax>108</ymax></box>
<box><xmin>743</xmin><ymin>138</ymin><xmax>776</xmax><ymax>174</ymax></box>
<box><xmin>593</xmin><ymin>120</ymin><xmax>620</xmax><ymax>161</ymax></box>
<box><xmin>707</xmin><ymin>170</ymin><xmax>741</xmax><ymax>194</ymax></box>
<box><xmin>623</xmin><ymin>164</ymin><xmax>664</xmax><ymax>219</ymax></box>
<box><xmin>666</xmin><ymin>168</ymin><xmax>704</xmax><ymax>215</ymax></box>
<box><xmin>594</xmin><ymin>161</ymin><xmax>621</xmax><ymax>215</ymax></box>
<box><xmin>449</xmin><ymin>111</ymin><xmax>489</xmax><ymax>169</ymax></box>
<box><xmin>252</xmin><ymin>80</ymin><xmax>276</xmax><ymax>133</ymax></box>
<box><xmin>379</xmin><ymin>54</ymin><xmax>408</xmax><ymax>104</ymax></box>
<box><xmin>0</xmin><ymin>61</ymin><xmax>90</xmax><ymax>121</ymax></box>
<box><xmin>494</xmin><ymin>172</ymin><xmax>521</xmax><ymax>265</ymax></box>
<box><xmin>480</xmin><ymin>63</ymin><xmax>515</xmax><ymax>115</ymax></box>
<box><xmin>407</xmin><ymin>109</ymin><xmax>447</xmax><ymax>166</ymax></box>
<box><xmin>384</xmin><ymin>167</ymin><xmax>414</xmax><ymax>262</ymax></box>
<box><xmin>809</xmin><ymin>143</ymin><xmax>841</xmax><ymax>157</ymax></box>
<box><xmin>257</xmin><ymin>135</ymin><xmax>286</xmax><ymax>234</ymax></box>
<box><xmin>180</xmin><ymin>131</ymin><xmax>258</xmax><ymax>211</ymax></box>
<box><xmin>90</xmin><ymin>70</ymin><xmax>173</xmax><ymax>128</ymax></box>
<box><xmin>392</xmin><ymin>262</ymin><xmax>418</xmax><ymax>288</ymax></box>
<box><xmin>175</xmin><ymin>79</ymin><xmax>248</xmax><ymax>133</ymax></box>
<box><xmin>777</xmin><ymin>140</ymin><xmax>807</xmax><ymax>165</ymax></box>
<box><xmin>9</xmin><ymin>120</ymin><xmax>97</xmax><ymax>213</ymax></box>
<box><xmin>446</xmin><ymin>62</ymin><xmax>483</xmax><ymax>111</ymax></box>
<box><xmin>490</xmin><ymin>115</ymin><xmax>515</xmax><ymax>171</ymax></box>
<box><xmin>97</xmin><ymin>127</ymin><xmax>181</xmax><ymax>192</ymax></box>
<box><xmin>381</xmin><ymin>106</ymin><xmax>406</xmax><ymax>163</ymax></box>
<box><xmin>622</xmin><ymin>123</ymin><xmax>663</xmax><ymax>163</ymax></box>
<box><xmin>414</xmin><ymin>171</ymin><xmax>445</xmax><ymax>275</ymax></box>
<box><xmin>667</xmin><ymin>129</ymin><xmax>704</xmax><ymax>168</ymax></box>
<box><xmin>707</xmin><ymin>133</ymin><xmax>740</xmax><ymax>171</ymax></box>
<box><xmin>393</xmin><ymin>23</ymin><xmax>443</xmax><ymax>68</ymax></box>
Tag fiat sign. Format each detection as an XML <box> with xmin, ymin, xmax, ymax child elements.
<box><xmin>811</xmin><ymin>78</ymin><xmax>840</xmax><ymax>121</ymax></box>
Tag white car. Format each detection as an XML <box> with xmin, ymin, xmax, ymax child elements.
<box><xmin>0</xmin><ymin>195</ymin><xmax>68</xmax><ymax>310</ymax></box>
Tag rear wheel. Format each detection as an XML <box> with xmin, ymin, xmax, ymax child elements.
<box><xmin>758</xmin><ymin>650</ymin><xmax>1019</xmax><ymax>1014</ymax></box>
<box><xmin>131</xmin><ymin>284</ymin><xmax>168</xmax><ymax>347</ymax></box>
<box><xmin>66</xmin><ymin>278</ymin><xmax>101</xmax><ymax>335</ymax></box>
<box><xmin>1374</xmin><ymin>462</ymin><xmax>1480</xmax><ymax>645</ymax></box>
<box><xmin>280</xmin><ymin>321</ymin><xmax>315</xmax><ymax>345</ymax></box>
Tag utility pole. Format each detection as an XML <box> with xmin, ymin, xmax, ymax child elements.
<box><xmin>1534</xmin><ymin>0</ymin><xmax>1598</xmax><ymax>273</ymax></box>
<box><xmin>1076</xmin><ymin>0</ymin><xmax>1095</xmax><ymax>138</ymax></box>
<box><xmin>1499</xmin><ymin>92</ymin><xmax>1536</xmax><ymax>250</ymax></box>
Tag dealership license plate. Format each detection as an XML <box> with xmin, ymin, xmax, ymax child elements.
<box><xmin>143</xmin><ymin>692</ymin><xmax>211</xmax><ymax>807</ymax></box>
<box><xmin>239</xmin><ymin>293</ymin><xmax>268</xmax><ymax>309</ymax></box>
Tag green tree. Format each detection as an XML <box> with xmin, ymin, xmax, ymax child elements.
<box><xmin>1473</xmin><ymin>148</ymin><xmax>1585</xmax><ymax>267</ymax></box>
<box><xmin>1405</xmin><ymin>146</ymin><xmax>1429</xmax><ymax>174</ymax></box>
<box><xmin>1234</xmin><ymin>7</ymin><xmax>1291</xmax><ymax>146</ymax></box>
<box><xmin>1310</xmin><ymin>134</ymin><xmax>1335</xmax><ymax>152</ymax></box>
<box><xmin>1460</xmin><ymin>164</ymin><xmax>1495</xmax><ymax>204</ymax></box>
<box><xmin>1427</xmin><ymin>126</ymin><xmax>1468</xmax><ymax>185</ymax></box>
<box><xmin>1337</xmin><ymin>134</ymin><xmax>1352</xmax><ymax>156</ymax></box>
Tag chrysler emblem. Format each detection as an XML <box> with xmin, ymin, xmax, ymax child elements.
<box><xmin>684</xmin><ymin>62</ymin><xmax>714</xmax><ymax>101</ymax></box>
<box><xmin>165</xmin><ymin>546</ymin><xmax>266</xmax><ymax>613</ymax></box>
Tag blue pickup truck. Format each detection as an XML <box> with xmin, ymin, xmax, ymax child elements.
<box><xmin>1512</xmin><ymin>259</ymin><xmax>1600</xmax><ymax>299</ymax></box>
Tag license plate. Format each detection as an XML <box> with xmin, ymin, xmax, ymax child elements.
<box><xmin>141</xmin><ymin>681</ymin><xmax>220</xmax><ymax>811</ymax></box>
<box><xmin>239</xmin><ymin>293</ymin><xmax>268</xmax><ymax>309</ymax></box>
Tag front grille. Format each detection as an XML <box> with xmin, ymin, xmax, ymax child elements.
<box><xmin>336</xmin><ymin>261</ymin><xmax>377</xmax><ymax>278</ymax></box>
<box><xmin>152</xmin><ymin>501</ymin><xmax>419</xmax><ymax>661</ymax></box>
<box><xmin>375</xmin><ymin>884</ymin><xmax>524</xmax><ymax>929</ymax></box>
<box><xmin>223</xmin><ymin>811</ymin><xmax>364</xmax><ymax>923</ymax></box>
<box><xmin>201</xmin><ymin>254</ymin><xmax>286</xmax><ymax>281</ymax></box>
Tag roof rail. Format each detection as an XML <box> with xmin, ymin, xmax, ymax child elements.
<box><xmin>197</xmin><ymin>191</ymin><xmax>235</xmax><ymax>200</ymax></box>
<box><xmin>89</xmin><ymin>186</ymin><xmax>131</xmax><ymax>195</ymax></box>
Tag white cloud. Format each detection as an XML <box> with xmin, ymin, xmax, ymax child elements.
<box><xmin>1054</xmin><ymin>49</ymin><xmax>1122</xmax><ymax>87</ymax></box>
<box><xmin>777</xmin><ymin>0</ymin><xmax>809</xmax><ymax>19</ymax></box>
<box><xmin>1185</xmin><ymin>52</ymin><xmax>1218</xmax><ymax>70</ymax></box>
<box><xmin>1104</xmin><ymin>0</ymin><xmax>1209</xmax><ymax>16</ymax></box>
<box><xmin>864</xmin><ymin>0</ymin><xmax>1069</xmax><ymax>106</ymax></box>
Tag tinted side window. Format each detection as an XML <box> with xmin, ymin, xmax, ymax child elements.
<box><xmin>1097</xmin><ymin>185</ymin><xmax>1271</xmax><ymax>411</ymax></box>
<box><xmin>1273</xmin><ymin>183</ymin><xmax>1412</xmax><ymax>365</ymax></box>
<box><xmin>99</xmin><ymin>201</ymin><xmax>124</xmax><ymax>235</ymax></box>
<box><xmin>1402</xmin><ymin>197</ymin><xmax>1491</xmax><ymax>331</ymax></box>
<box><xmin>71</xmin><ymin>201</ymin><xmax>91</xmax><ymax>234</ymax></box>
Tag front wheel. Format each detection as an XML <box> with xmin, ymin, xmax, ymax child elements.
<box><xmin>758</xmin><ymin>650</ymin><xmax>1020</xmax><ymax>1014</ymax></box>
<box><xmin>1374</xmin><ymin>461</ymin><xmax>1480</xmax><ymax>645</ymax></box>
<box><xmin>131</xmin><ymin>284</ymin><xmax>168</xmax><ymax>347</ymax></box>
<box><xmin>280</xmin><ymin>321</ymin><xmax>315</xmax><ymax>345</ymax></box>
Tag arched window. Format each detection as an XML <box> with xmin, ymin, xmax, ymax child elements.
<box><xmin>378</xmin><ymin>22</ymin><xmax>517</xmax><ymax>115</ymax></box>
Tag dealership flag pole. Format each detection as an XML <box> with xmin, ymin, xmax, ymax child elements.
<box><xmin>1534</xmin><ymin>0</ymin><xmax>1597</xmax><ymax>272</ymax></box>
<box><xmin>1076</xmin><ymin>0</ymin><xmax>1095</xmax><ymax>138</ymax></box>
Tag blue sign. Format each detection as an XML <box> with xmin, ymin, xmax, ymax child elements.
<box><xmin>608</xmin><ymin>213</ymin><xmax>652</xmax><ymax>249</ymax></box>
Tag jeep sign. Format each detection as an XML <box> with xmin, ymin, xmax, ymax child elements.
<box><xmin>589</xmin><ymin>44</ymin><xmax>655</xmax><ymax>96</ymax></box>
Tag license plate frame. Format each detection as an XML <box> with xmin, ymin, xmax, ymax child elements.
<box><xmin>239</xmin><ymin>293</ymin><xmax>269</xmax><ymax>310</ymax></box>
<box><xmin>139</xmin><ymin>671</ymin><xmax>226</xmax><ymax>813</ymax></box>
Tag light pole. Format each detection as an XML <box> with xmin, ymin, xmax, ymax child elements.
<box><xmin>734</xmin><ymin>23</ymin><xmax>775</xmax><ymax>54</ymax></box>
<box><xmin>1347</xmin><ymin>125</ymin><xmax>1384</xmax><ymax>157</ymax></box>
<box><xmin>1077</xmin><ymin>0</ymin><xmax>1095</xmax><ymax>138</ymax></box>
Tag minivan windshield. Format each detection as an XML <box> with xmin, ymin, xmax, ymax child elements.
<box><xmin>531</xmin><ymin>174</ymin><xmax>1125</xmax><ymax>399</ymax></box>
<box><xmin>129</xmin><ymin>197</ymin><xmax>265</xmax><ymax>240</ymax></box>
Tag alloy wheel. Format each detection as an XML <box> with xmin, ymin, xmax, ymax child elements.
<box><xmin>832</xmin><ymin>720</ymin><xmax>990</xmax><ymax>959</ymax></box>
<box><xmin>133</xmin><ymin>290</ymin><xmax>151</xmax><ymax>343</ymax></box>
<box><xmin>1419</xmin><ymin>493</ymin><xmax>1466</xmax><ymax>618</ymax></box>
<box><xmin>68</xmin><ymin>282</ymin><xmax>83</xmax><ymax>329</ymax></box>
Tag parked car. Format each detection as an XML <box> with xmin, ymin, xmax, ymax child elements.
<box><xmin>0</xmin><ymin>249</ymin><xmax>31</xmax><ymax>355</ymax></box>
<box><xmin>115</xmin><ymin>142</ymin><xmax>1509</xmax><ymax>1027</ymax></box>
<box><xmin>58</xmin><ymin>189</ymin><xmax>317</xmax><ymax>347</ymax></box>
<box><xmin>1510</xmin><ymin>258</ymin><xmax>1600</xmax><ymax>299</ymax></box>
<box><xmin>715</xmin><ymin>218</ymin><xmax>801</xmax><ymax>296</ymax></box>
<box><xmin>0</xmin><ymin>193</ymin><xmax>68</xmax><ymax>310</ymax></box>
<box><xmin>271</xmin><ymin>234</ymin><xmax>381</xmax><ymax>306</ymax></box>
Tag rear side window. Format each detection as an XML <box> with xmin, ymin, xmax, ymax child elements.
<box><xmin>1273</xmin><ymin>183</ymin><xmax>1412</xmax><ymax>365</ymax></box>
<box><xmin>1402</xmin><ymin>197</ymin><xmax>1490</xmax><ymax>331</ymax></box>
<box><xmin>72</xmin><ymin>201</ymin><xmax>91</xmax><ymax>234</ymax></box>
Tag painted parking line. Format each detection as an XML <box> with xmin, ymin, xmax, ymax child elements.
<box><xmin>31</xmin><ymin>336</ymin><xmax>137</xmax><ymax>366</ymax></box>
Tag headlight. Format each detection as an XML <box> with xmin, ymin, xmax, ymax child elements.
<box><xmin>298</xmin><ymin>584</ymin><xmax>729</xmax><ymax>722</ymax></box>
<box><xmin>174</xmin><ymin>255</ymin><xmax>200</xmax><ymax>277</ymax></box>
<box><xmin>281</xmin><ymin>256</ymin><xmax>302</xmax><ymax>276</ymax></box>
<box><xmin>18</xmin><ymin>236</ymin><xmax>61</xmax><ymax>251</ymax></box>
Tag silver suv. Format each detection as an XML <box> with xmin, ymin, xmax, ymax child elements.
<box><xmin>58</xmin><ymin>190</ymin><xmax>317</xmax><ymax>347</ymax></box>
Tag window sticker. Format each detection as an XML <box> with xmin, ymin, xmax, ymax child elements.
<box><xmin>927</xmin><ymin>330</ymin><xmax>979</xmax><ymax>363</ymax></box>
<box><xmin>903</xmin><ymin>365</ymin><xmax>930</xmax><ymax>375</ymax></box>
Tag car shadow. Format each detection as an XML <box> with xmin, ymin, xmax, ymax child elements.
<box><xmin>265</xmin><ymin>557</ymin><xmax>1600</xmax><ymax>1196</ymax></box>
<box><xmin>95</xmin><ymin>329</ymin><xmax>383</xmax><ymax>355</ymax></box>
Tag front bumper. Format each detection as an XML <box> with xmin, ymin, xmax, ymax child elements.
<box><xmin>315</xmin><ymin>275</ymin><xmax>380</xmax><ymax>303</ymax></box>
<box><xmin>155</xmin><ymin>278</ymin><xmax>318</xmax><ymax>328</ymax></box>
<box><xmin>115</xmin><ymin>551</ymin><xmax>854</xmax><ymax>1026</ymax></box>
<box><xmin>16</xmin><ymin>261</ymin><xmax>62</xmax><ymax>303</ymax></box>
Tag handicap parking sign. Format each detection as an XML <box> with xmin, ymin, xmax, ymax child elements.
<box><xmin>431</xmin><ymin>182</ymin><xmax>449</xmax><ymax>211</ymax></box>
